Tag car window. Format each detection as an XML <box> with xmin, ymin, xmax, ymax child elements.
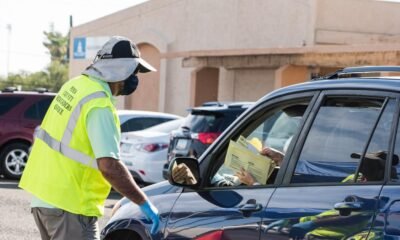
<box><xmin>24</xmin><ymin>97</ymin><xmax>53</xmax><ymax>120</ymax></box>
<box><xmin>0</xmin><ymin>97</ymin><xmax>23</xmax><ymax>115</ymax></box>
<box><xmin>208</xmin><ymin>99</ymin><xmax>311</xmax><ymax>188</ymax></box>
<box><xmin>291</xmin><ymin>97</ymin><xmax>388</xmax><ymax>184</ymax></box>
<box><xmin>249</xmin><ymin>111</ymin><xmax>302</xmax><ymax>153</ymax></box>
<box><xmin>184</xmin><ymin>110</ymin><xmax>242</xmax><ymax>133</ymax></box>
<box><xmin>356</xmin><ymin>99</ymin><xmax>396</xmax><ymax>182</ymax></box>
<box><xmin>144</xmin><ymin>118</ymin><xmax>183</xmax><ymax>133</ymax></box>
<box><xmin>120</xmin><ymin>117</ymin><xmax>170</xmax><ymax>133</ymax></box>
<box><xmin>391</xmin><ymin>107</ymin><xmax>400</xmax><ymax>182</ymax></box>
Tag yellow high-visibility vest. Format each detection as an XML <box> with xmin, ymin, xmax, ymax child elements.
<box><xmin>19</xmin><ymin>75</ymin><xmax>120</xmax><ymax>217</ymax></box>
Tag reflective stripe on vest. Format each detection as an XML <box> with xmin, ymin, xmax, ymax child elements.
<box><xmin>35</xmin><ymin>91</ymin><xmax>108</xmax><ymax>170</ymax></box>
<box><xmin>35</xmin><ymin>128</ymin><xmax>98</xmax><ymax>169</ymax></box>
<box><xmin>62</xmin><ymin>91</ymin><xmax>107</xmax><ymax>144</ymax></box>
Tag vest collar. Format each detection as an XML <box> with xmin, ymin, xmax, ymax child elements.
<box><xmin>84</xmin><ymin>75</ymin><xmax>117</xmax><ymax>106</ymax></box>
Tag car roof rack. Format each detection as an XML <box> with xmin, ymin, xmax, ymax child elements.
<box><xmin>316</xmin><ymin>66</ymin><xmax>400</xmax><ymax>80</ymax></box>
<box><xmin>201</xmin><ymin>101</ymin><xmax>225</xmax><ymax>107</ymax></box>
<box><xmin>227</xmin><ymin>101</ymin><xmax>254</xmax><ymax>108</ymax></box>
<box><xmin>35</xmin><ymin>87</ymin><xmax>49</xmax><ymax>93</ymax></box>
<box><xmin>2</xmin><ymin>86</ymin><xmax>18</xmax><ymax>92</ymax></box>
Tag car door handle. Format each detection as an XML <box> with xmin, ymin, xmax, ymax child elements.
<box><xmin>334</xmin><ymin>201</ymin><xmax>362</xmax><ymax>216</ymax></box>
<box><xmin>239</xmin><ymin>200</ymin><xmax>263</xmax><ymax>217</ymax></box>
<box><xmin>239</xmin><ymin>203</ymin><xmax>262</xmax><ymax>212</ymax></box>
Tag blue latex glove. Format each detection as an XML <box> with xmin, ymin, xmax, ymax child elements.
<box><xmin>139</xmin><ymin>200</ymin><xmax>160</xmax><ymax>235</ymax></box>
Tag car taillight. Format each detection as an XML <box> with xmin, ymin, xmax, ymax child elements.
<box><xmin>197</xmin><ymin>132</ymin><xmax>221</xmax><ymax>145</ymax></box>
<box><xmin>195</xmin><ymin>230</ymin><xmax>223</xmax><ymax>240</ymax></box>
<box><xmin>142</xmin><ymin>143</ymin><xmax>169</xmax><ymax>152</ymax></box>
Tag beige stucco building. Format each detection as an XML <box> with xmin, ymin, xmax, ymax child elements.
<box><xmin>69</xmin><ymin>0</ymin><xmax>400</xmax><ymax>116</ymax></box>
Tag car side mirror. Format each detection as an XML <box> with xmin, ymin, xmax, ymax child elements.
<box><xmin>168</xmin><ymin>157</ymin><xmax>200</xmax><ymax>188</ymax></box>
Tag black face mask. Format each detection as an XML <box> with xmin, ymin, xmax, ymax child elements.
<box><xmin>120</xmin><ymin>74</ymin><xmax>139</xmax><ymax>96</ymax></box>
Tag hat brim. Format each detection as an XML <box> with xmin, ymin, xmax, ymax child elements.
<box><xmin>351</xmin><ymin>151</ymin><xmax>399</xmax><ymax>166</ymax></box>
<box><xmin>83</xmin><ymin>57</ymin><xmax>156</xmax><ymax>83</ymax></box>
<box><xmin>350</xmin><ymin>152</ymin><xmax>384</xmax><ymax>161</ymax></box>
<box><xmin>136</xmin><ymin>58</ymin><xmax>157</xmax><ymax>73</ymax></box>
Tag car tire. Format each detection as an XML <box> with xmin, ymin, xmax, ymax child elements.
<box><xmin>0</xmin><ymin>142</ymin><xmax>30</xmax><ymax>180</ymax></box>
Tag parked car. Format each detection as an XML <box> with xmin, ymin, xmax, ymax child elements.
<box><xmin>102</xmin><ymin>66</ymin><xmax>400</xmax><ymax>240</ymax></box>
<box><xmin>0</xmin><ymin>88</ymin><xmax>55</xmax><ymax>179</ymax></box>
<box><xmin>117</xmin><ymin>110</ymin><xmax>181</xmax><ymax>133</ymax></box>
<box><xmin>162</xmin><ymin>102</ymin><xmax>253</xmax><ymax>179</ymax></box>
<box><xmin>4</xmin><ymin>96</ymin><xmax>179</xmax><ymax>180</ymax></box>
<box><xmin>120</xmin><ymin>118</ymin><xmax>184</xmax><ymax>185</ymax></box>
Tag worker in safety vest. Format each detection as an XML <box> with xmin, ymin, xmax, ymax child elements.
<box><xmin>19</xmin><ymin>36</ymin><xmax>159</xmax><ymax>240</ymax></box>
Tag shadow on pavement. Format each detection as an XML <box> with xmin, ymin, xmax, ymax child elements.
<box><xmin>0</xmin><ymin>182</ymin><xmax>19</xmax><ymax>189</ymax></box>
<box><xmin>0</xmin><ymin>176</ymin><xmax>19</xmax><ymax>189</ymax></box>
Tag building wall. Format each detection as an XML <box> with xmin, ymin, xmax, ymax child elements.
<box><xmin>233</xmin><ymin>68</ymin><xmax>276</xmax><ymax>102</ymax></box>
<box><xmin>69</xmin><ymin>0</ymin><xmax>400</xmax><ymax>115</ymax></box>
<box><xmin>218</xmin><ymin>68</ymin><xmax>235</xmax><ymax>102</ymax></box>
<box><xmin>275</xmin><ymin>65</ymin><xmax>311</xmax><ymax>89</ymax></box>
<box><xmin>162</xmin><ymin>58</ymin><xmax>192</xmax><ymax>115</ymax></box>
<box><xmin>190</xmin><ymin>68</ymin><xmax>219</xmax><ymax>107</ymax></box>
<box><xmin>70</xmin><ymin>0</ymin><xmax>314</xmax><ymax>115</ymax></box>
<box><xmin>125</xmin><ymin>43</ymin><xmax>160</xmax><ymax>111</ymax></box>
<box><xmin>315</xmin><ymin>0</ymin><xmax>400</xmax><ymax>44</ymax></box>
<box><xmin>174</xmin><ymin>0</ymin><xmax>313</xmax><ymax>50</ymax></box>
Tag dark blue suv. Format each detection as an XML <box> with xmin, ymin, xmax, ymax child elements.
<box><xmin>102</xmin><ymin>66</ymin><xmax>400</xmax><ymax>240</ymax></box>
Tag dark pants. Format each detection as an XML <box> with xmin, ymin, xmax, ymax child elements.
<box><xmin>32</xmin><ymin>207</ymin><xmax>99</xmax><ymax>240</ymax></box>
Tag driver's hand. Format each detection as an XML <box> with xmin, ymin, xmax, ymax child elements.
<box><xmin>172</xmin><ymin>163</ymin><xmax>197</xmax><ymax>184</ymax></box>
<box><xmin>260</xmin><ymin>147</ymin><xmax>284</xmax><ymax>166</ymax></box>
<box><xmin>235</xmin><ymin>167</ymin><xmax>256</xmax><ymax>186</ymax></box>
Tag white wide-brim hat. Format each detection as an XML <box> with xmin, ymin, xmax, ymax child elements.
<box><xmin>82</xmin><ymin>36</ymin><xmax>156</xmax><ymax>82</ymax></box>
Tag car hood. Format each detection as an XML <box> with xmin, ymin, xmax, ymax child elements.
<box><xmin>141</xmin><ymin>180</ymin><xmax>181</xmax><ymax>196</ymax></box>
<box><xmin>108</xmin><ymin>181</ymin><xmax>182</xmax><ymax>224</ymax></box>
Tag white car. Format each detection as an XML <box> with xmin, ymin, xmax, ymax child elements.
<box><xmin>120</xmin><ymin>118</ymin><xmax>184</xmax><ymax>184</ymax></box>
<box><xmin>117</xmin><ymin>110</ymin><xmax>181</xmax><ymax>133</ymax></box>
<box><xmin>30</xmin><ymin>110</ymin><xmax>181</xmax><ymax>166</ymax></box>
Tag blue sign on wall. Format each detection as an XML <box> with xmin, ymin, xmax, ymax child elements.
<box><xmin>73</xmin><ymin>37</ymin><xmax>86</xmax><ymax>59</ymax></box>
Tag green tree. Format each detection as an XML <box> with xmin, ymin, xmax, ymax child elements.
<box><xmin>0</xmin><ymin>30</ymin><xmax>69</xmax><ymax>92</ymax></box>
<box><xmin>43</xmin><ymin>31</ymin><xmax>68</xmax><ymax>64</ymax></box>
<box><xmin>42</xmin><ymin>30</ymin><xmax>69</xmax><ymax>91</ymax></box>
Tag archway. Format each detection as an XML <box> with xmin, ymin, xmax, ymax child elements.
<box><xmin>191</xmin><ymin>67</ymin><xmax>219</xmax><ymax>107</ymax></box>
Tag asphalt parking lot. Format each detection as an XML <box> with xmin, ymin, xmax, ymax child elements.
<box><xmin>0</xmin><ymin>175</ymin><xmax>121</xmax><ymax>240</ymax></box>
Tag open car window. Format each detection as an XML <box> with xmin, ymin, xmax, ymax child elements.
<box><xmin>291</xmin><ymin>97</ymin><xmax>393</xmax><ymax>184</ymax></box>
<box><xmin>208</xmin><ymin>99</ymin><xmax>311</xmax><ymax>188</ymax></box>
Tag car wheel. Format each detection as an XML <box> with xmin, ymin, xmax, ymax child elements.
<box><xmin>0</xmin><ymin>142</ymin><xmax>30</xmax><ymax>180</ymax></box>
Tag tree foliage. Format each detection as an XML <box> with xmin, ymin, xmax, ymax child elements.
<box><xmin>43</xmin><ymin>31</ymin><xmax>68</xmax><ymax>64</ymax></box>
<box><xmin>0</xmin><ymin>30</ymin><xmax>69</xmax><ymax>92</ymax></box>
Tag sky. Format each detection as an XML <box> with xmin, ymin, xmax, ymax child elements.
<box><xmin>0</xmin><ymin>0</ymin><xmax>148</xmax><ymax>78</ymax></box>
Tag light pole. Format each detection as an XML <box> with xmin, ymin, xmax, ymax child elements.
<box><xmin>6</xmin><ymin>23</ymin><xmax>12</xmax><ymax>79</ymax></box>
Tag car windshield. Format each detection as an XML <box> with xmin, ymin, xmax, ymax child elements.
<box><xmin>183</xmin><ymin>111</ymin><xmax>237</xmax><ymax>133</ymax></box>
<box><xmin>145</xmin><ymin>118</ymin><xmax>184</xmax><ymax>133</ymax></box>
<box><xmin>118</xmin><ymin>114</ymin><xmax>133</xmax><ymax>124</ymax></box>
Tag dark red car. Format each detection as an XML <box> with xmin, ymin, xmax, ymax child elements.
<box><xmin>0</xmin><ymin>89</ymin><xmax>55</xmax><ymax>179</ymax></box>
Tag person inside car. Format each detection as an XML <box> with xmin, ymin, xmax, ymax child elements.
<box><xmin>171</xmin><ymin>140</ymin><xmax>286</xmax><ymax>186</ymax></box>
<box><xmin>234</xmin><ymin>144</ymin><xmax>286</xmax><ymax>186</ymax></box>
<box><xmin>172</xmin><ymin>104</ymin><xmax>307</xmax><ymax>187</ymax></box>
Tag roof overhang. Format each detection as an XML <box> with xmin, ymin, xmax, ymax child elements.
<box><xmin>161</xmin><ymin>44</ymin><xmax>400</xmax><ymax>69</ymax></box>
